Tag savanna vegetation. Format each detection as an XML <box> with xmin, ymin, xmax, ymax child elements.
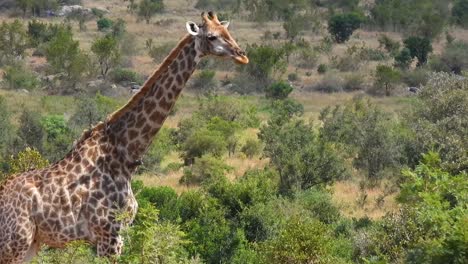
<box><xmin>0</xmin><ymin>0</ymin><xmax>467</xmax><ymax>263</ymax></box>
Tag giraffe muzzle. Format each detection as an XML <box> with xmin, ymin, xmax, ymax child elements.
<box><xmin>233</xmin><ymin>49</ymin><xmax>249</xmax><ymax>64</ymax></box>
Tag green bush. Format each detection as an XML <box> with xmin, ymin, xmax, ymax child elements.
<box><xmin>312</xmin><ymin>73</ymin><xmax>343</xmax><ymax>93</ymax></box>
<box><xmin>189</xmin><ymin>70</ymin><xmax>217</xmax><ymax>92</ymax></box>
<box><xmin>137</xmin><ymin>185</ymin><xmax>179</xmax><ymax>221</ymax></box>
<box><xmin>320</xmin><ymin>98</ymin><xmax>405</xmax><ymax>180</ymax></box>
<box><xmin>403</xmin><ymin>36</ymin><xmax>433</xmax><ymax>67</ymax></box>
<box><xmin>317</xmin><ymin>64</ymin><xmax>328</xmax><ymax>74</ymax></box>
<box><xmin>328</xmin><ymin>12</ymin><xmax>364</xmax><ymax>43</ymax></box>
<box><xmin>18</xmin><ymin>109</ymin><xmax>45</xmax><ymax>152</ymax></box>
<box><xmin>138</xmin><ymin>0</ymin><xmax>164</xmax><ymax>24</ymax></box>
<box><xmin>265</xmin><ymin>81</ymin><xmax>293</xmax><ymax>99</ymax></box>
<box><xmin>180</xmin><ymin>155</ymin><xmax>231</xmax><ymax>185</ymax></box>
<box><xmin>240</xmin><ymin>138</ymin><xmax>263</xmax><ymax>158</ymax></box>
<box><xmin>343</xmin><ymin>73</ymin><xmax>365</xmax><ymax>91</ymax></box>
<box><xmin>402</xmin><ymin>68</ymin><xmax>429</xmax><ymax>87</ymax></box>
<box><xmin>394</xmin><ymin>48</ymin><xmax>413</xmax><ymax>69</ymax></box>
<box><xmin>0</xmin><ymin>20</ymin><xmax>28</xmax><ymax>64</ymax></box>
<box><xmin>378</xmin><ymin>34</ymin><xmax>400</xmax><ymax>55</ymax></box>
<box><xmin>452</xmin><ymin>0</ymin><xmax>468</xmax><ymax>28</ymax></box>
<box><xmin>96</xmin><ymin>17</ymin><xmax>113</xmax><ymax>31</ymax></box>
<box><xmin>374</xmin><ymin>65</ymin><xmax>401</xmax><ymax>96</ymax></box>
<box><xmin>3</xmin><ymin>63</ymin><xmax>39</xmax><ymax>90</ymax></box>
<box><xmin>110</xmin><ymin>68</ymin><xmax>141</xmax><ymax>84</ymax></box>
<box><xmin>436</xmin><ymin>41</ymin><xmax>468</xmax><ymax>74</ymax></box>
<box><xmin>287</xmin><ymin>72</ymin><xmax>299</xmax><ymax>82</ymax></box>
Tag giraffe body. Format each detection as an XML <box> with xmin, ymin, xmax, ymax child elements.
<box><xmin>0</xmin><ymin>12</ymin><xmax>248</xmax><ymax>263</ymax></box>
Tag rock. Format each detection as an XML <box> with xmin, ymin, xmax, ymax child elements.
<box><xmin>57</xmin><ymin>5</ymin><xmax>92</xmax><ymax>17</ymax></box>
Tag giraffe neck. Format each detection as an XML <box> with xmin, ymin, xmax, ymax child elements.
<box><xmin>106</xmin><ymin>35</ymin><xmax>200</xmax><ymax>162</ymax></box>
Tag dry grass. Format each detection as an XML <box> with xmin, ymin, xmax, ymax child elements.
<box><xmin>332</xmin><ymin>180</ymin><xmax>398</xmax><ymax>219</ymax></box>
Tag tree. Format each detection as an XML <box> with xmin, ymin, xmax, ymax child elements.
<box><xmin>259</xmin><ymin>118</ymin><xmax>347</xmax><ymax>195</ymax></box>
<box><xmin>91</xmin><ymin>35</ymin><xmax>121</xmax><ymax>79</ymax></box>
<box><xmin>403</xmin><ymin>36</ymin><xmax>433</xmax><ymax>66</ymax></box>
<box><xmin>374</xmin><ymin>65</ymin><xmax>401</xmax><ymax>96</ymax></box>
<box><xmin>408</xmin><ymin>72</ymin><xmax>468</xmax><ymax>173</ymax></box>
<box><xmin>394</xmin><ymin>48</ymin><xmax>412</xmax><ymax>69</ymax></box>
<box><xmin>96</xmin><ymin>17</ymin><xmax>113</xmax><ymax>31</ymax></box>
<box><xmin>138</xmin><ymin>0</ymin><xmax>164</xmax><ymax>24</ymax></box>
<box><xmin>45</xmin><ymin>26</ymin><xmax>90</xmax><ymax>90</ymax></box>
<box><xmin>320</xmin><ymin>98</ymin><xmax>405</xmax><ymax>180</ymax></box>
<box><xmin>0</xmin><ymin>20</ymin><xmax>28</xmax><ymax>64</ymax></box>
<box><xmin>283</xmin><ymin>15</ymin><xmax>307</xmax><ymax>40</ymax></box>
<box><xmin>328</xmin><ymin>12</ymin><xmax>364</xmax><ymax>43</ymax></box>
<box><xmin>452</xmin><ymin>0</ymin><xmax>468</xmax><ymax>28</ymax></box>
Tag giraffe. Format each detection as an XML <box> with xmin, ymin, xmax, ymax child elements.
<box><xmin>0</xmin><ymin>11</ymin><xmax>248</xmax><ymax>263</ymax></box>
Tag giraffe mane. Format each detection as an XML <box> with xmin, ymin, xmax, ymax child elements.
<box><xmin>106</xmin><ymin>34</ymin><xmax>194</xmax><ymax>124</ymax></box>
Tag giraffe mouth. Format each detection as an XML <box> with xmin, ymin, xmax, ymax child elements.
<box><xmin>233</xmin><ymin>55</ymin><xmax>249</xmax><ymax>64</ymax></box>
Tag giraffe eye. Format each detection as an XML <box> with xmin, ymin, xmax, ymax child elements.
<box><xmin>208</xmin><ymin>35</ymin><xmax>217</xmax><ymax>41</ymax></box>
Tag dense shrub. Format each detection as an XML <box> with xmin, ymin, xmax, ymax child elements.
<box><xmin>96</xmin><ymin>17</ymin><xmax>113</xmax><ymax>31</ymax></box>
<box><xmin>3</xmin><ymin>63</ymin><xmax>39</xmax><ymax>90</ymax></box>
<box><xmin>137</xmin><ymin>185</ymin><xmax>178</xmax><ymax>221</ymax></box>
<box><xmin>452</xmin><ymin>0</ymin><xmax>468</xmax><ymax>28</ymax></box>
<box><xmin>328</xmin><ymin>12</ymin><xmax>364</xmax><ymax>43</ymax></box>
<box><xmin>401</xmin><ymin>68</ymin><xmax>429</xmax><ymax>87</ymax></box>
<box><xmin>265</xmin><ymin>81</ymin><xmax>293</xmax><ymax>99</ymax></box>
<box><xmin>312</xmin><ymin>73</ymin><xmax>343</xmax><ymax>93</ymax></box>
<box><xmin>434</xmin><ymin>41</ymin><xmax>468</xmax><ymax>74</ymax></box>
<box><xmin>343</xmin><ymin>73</ymin><xmax>365</xmax><ymax>91</ymax></box>
<box><xmin>260</xmin><ymin>118</ymin><xmax>348</xmax><ymax>194</ymax></box>
<box><xmin>403</xmin><ymin>36</ymin><xmax>433</xmax><ymax>67</ymax></box>
<box><xmin>110</xmin><ymin>68</ymin><xmax>141</xmax><ymax>84</ymax></box>
<box><xmin>370</xmin><ymin>0</ymin><xmax>449</xmax><ymax>39</ymax></box>
<box><xmin>320</xmin><ymin>98</ymin><xmax>405</xmax><ymax>180</ymax></box>
<box><xmin>408</xmin><ymin>73</ymin><xmax>468</xmax><ymax>173</ymax></box>
<box><xmin>141</xmin><ymin>128</ymin><xmax>175</xmax><ymax>173</ymax></box>
<box><xmin>240</xmin><ymin>138</ymin><xmax>263</xmax><ymax>158</ymax></box>
<box><xmin>0</xmin><ymin>20</ymin><xmax>28</xmax><ymax>64</ymax></box>
<box><xmin>317</xmin><ymin>64</ymin><xmax>328</xmax><ymax>74</ymax></box>
<box><xmin>394</xmin><ymin>48</ymin><xmax>413</xmax><ymax>69</ymax></box>
<box><xmin>189</xmin><ymin>70</ymin><xmax>217</xmax><ymax>93</ymax></box>
<box><xmin>138</xmin><ymin>0</ymin><xmax>164</xmax><ymax>24</ymax></box>
<box><xmin>378</xmin><ymin>34</ymin><xmax>400</xmax><ymax>55</ymax></box>
<box><xmin>18</xmin><ymin>109</ymin><xmax>45</xmax><ymax>152</ymax></box>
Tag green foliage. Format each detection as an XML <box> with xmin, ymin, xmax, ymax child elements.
<box><xmin>18</xmin><ymin>109</ymin><xmax>45</xmax><ymax>152</ymax></box>
<box><xmin>147</xmin><ymin>41</ymin><xmax>175</xmax><ymax>63</ymax></box>
<box><xmin>181</xmin><ymin>155</ymin><xmax>232</xmax><ymax>185</ymax></box>
<box><xmin>137</xmin><ymin>185</ymin><xmax>179</xmax><ymax>221</ymax></box>
<box><xmin>378</xmin><ymin>34</ymin><xmax>400</xmax><ymax>55</ymax></box>
<box><xmin>452</xmin><ymin>0</ymin><xmax>468</xmax><ymax>28</ymax></box>
<box><xmin>260</xmin><ymin>118</ymin><xmax>347</xmax><ymax>195</ymax></box>
<box><xmin>0</xmin><ymin>97</ymin><xmax>14</xmax><ymax>157</ymax></box>
<box><xmin>181</xmin><ymin>128</ymin><xmax>228</xmax><ymax>163</ymax></box>
<box><xmin>91</xmin><ymin>35</ymin><xmax>121</xmax><ymax>79</ymax></box>
<box><xmin>141</xmin><ymin>128</ymin><xmax>175</xmax><ymax>173</ymax></box>
<box><xmin>235</xmin><ymin>44</ymin><xmax>286</xmax><ymax>93</ymax></box>
<box><xmin>96</xmin><ymin>17</ymin><xmax>113</xmax><ymax>31</ymax></box>
<box><xmin>313</xmin><ymin>73</ymin><xmax>343</xmax><ymax>93</ymax></box>
<box><xmin>45</xmin><ymin>26</ymin><xmax>90</xmax><ymax>88</ymax></box>
<box><xmin>189</xmin><ymin>70</ymin><xmax>217</xmax><ymax>93</ymax></box>
<box><xmin>328</xmin><ymin>12</ymin><xmax>364</xmax><ymax>43</ymax></box>
<box><xmin>3</xmin><ymin>63</ymin><xmax>39</xmax><ymax>90</ymax></box>
<box><xmin>401</xmin><ymin>68</ymin><xmax>429</xmax><ymax>87</ymax></box>
<box><xmin>343</xmin><ymin>73</ymin><xmax>365</xmax><ymax>91</ymax></box>
<box><xmin>403</xmin><ymin>36</ymin><xmax>433</xmax><ymax>67</ymax></box>
<box><xmin>265</xmin><ymin>80</ymin><xmax>293</xmax><ymax>99</ymax></box>
<box><xmin>317</xmin><ymin>63</ymin><xmax>328</xmax><ymax>74</ymax></box>
<box><xmin>15</xmin><ymin>0</ymin><xmax>58</xmax><ymax>16</ymax></box>
<box><xmin>110</xmin><ymin>68</ymin><xmax>142</xmax><ymax>84</ymax></box>
<box><xmin>120</xmin><ymin>200</ymin><xmax>193</xmax><ymax>264</ymax></box>
<box><xmin>40</xmin><ymin>115</ymin><xmax>73</xmax><ymax>162</ymax></box>
<box><xmin>68</xmin><ymin>96</ymin><xmax>104</xmax><ymax>131</ymax></box>
<box><xmin>0</xmin><ymin>20</ymin><xmax>28</xmax><ymax>64</ymax></box>
<box><xmin>8</xmin><ymin>147</ymin><xmax>49</xmax><ymax>174</ymax></box>
<box><xmin>434</xmin><ymin>41</ymin><xmax>468</xmax><ymax>74</ymax></box>
<box><xmin>370</xmin><ymin>0</ymin><xmax>449</xmax><ymax>39</ymax></box>
<box><xmin>111</xmin><ymin>18</ymin><xmax>126</xmax><ymax>38</ymax></box>
<box><xmin>138</xmin><ymin>0</ymin><xmax>164</xmax><ymax>24</ymax></box>
<box><xmin>320</xmin><ymin>98</ymin><xmax>405</xmax><ymax>180</ymax></box>
<box><xmin>408</xmin><ymin>72</ymin><xmax>468</xmax><ymax>173</ymax></box>
<box><xmin>374</xmin><ymin>65</ymin><xmax>401</xmax><ymax>96</ymax></box>
<box><xmin>283</xmin><ymin>14</ymin><xmax>310</xmax><ymax>40</ymax></box>
<box><xmin>258</xmin><ymin>216</ymin><xmax>348</xmax><ymax>264</ymax></box>
<box><xmin>241</xmin><ymin>138</ymin><xmax>263</xmax><ymax>158</ymax></box>
<box><xmin>294</xmin><ymin>188</ymin><xmax>341</xmax><ymax>224</ymax></box>
<box><xmin>394</xmin><ymin>48</ymin><xmax>413</xmax><ymax>70</ymax></box>
<box><xmin>32</xmin><ymin>241</ymin><xmax>106</xmax><ymax>264</ymax></box>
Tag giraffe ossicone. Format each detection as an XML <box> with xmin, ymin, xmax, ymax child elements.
<box><xmin>0</xmin><ymin>11</ymin><xmax>248</xmax><ymax>263</ymax></box>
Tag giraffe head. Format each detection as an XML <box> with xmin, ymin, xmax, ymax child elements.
<box><xmin>186</xmin><ymin>11</ymin><xmax>249</xmax><ymax>64</ymax></box>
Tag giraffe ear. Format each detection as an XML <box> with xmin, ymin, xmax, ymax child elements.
<box><xmin>220</xmin><ymin>21</ymin><xmax>230</xmax><ymax>28</ymax></box>
<box><xmin>186</xmin><ymin>21</ymin><xmax>200</xmax><ymax>36</ymax></box>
